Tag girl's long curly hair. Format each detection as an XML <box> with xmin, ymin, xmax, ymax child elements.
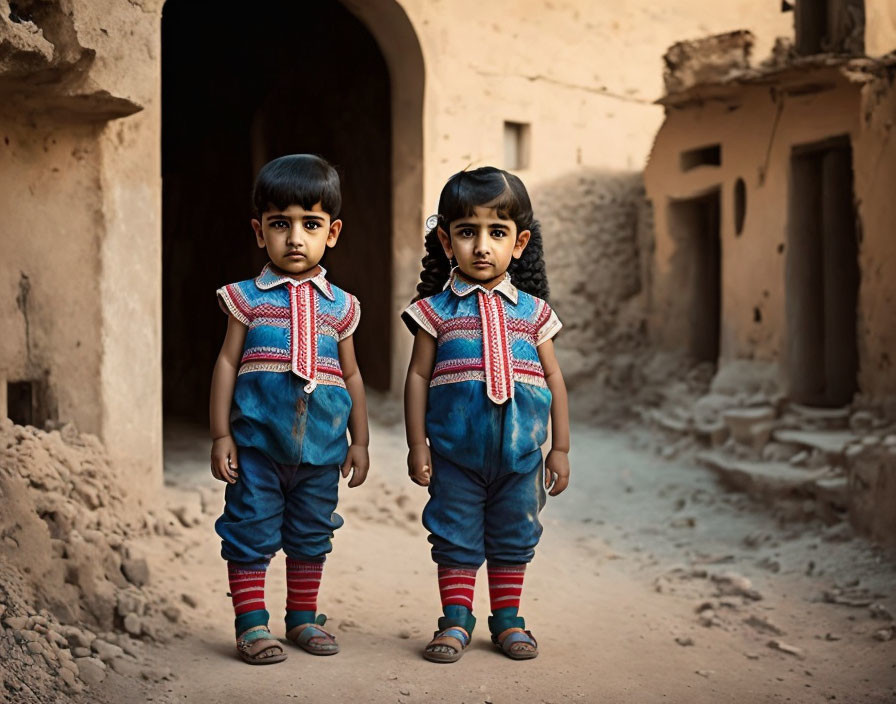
<box><xmin>413</xmin><ymin>167</ymin><xmax>550</xmax><ymax>302</ymax></box>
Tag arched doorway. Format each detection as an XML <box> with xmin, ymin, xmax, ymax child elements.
<box><xmin>161</xmin><ymin>0</ymin><xmax>411</xmax><ymax>427</ymax></box>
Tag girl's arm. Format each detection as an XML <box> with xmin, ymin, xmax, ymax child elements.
<box><xmin>537</xmin><ymin>339</ymin><xmax>571</xmax><ymax>496</ymax></box>
<box><xmin>404</xmin><ymin>329</ymin><xmax>437</xmax><ymax>486</ymax></box>
<box><xmin>210</xmin><ymin>315</ymin><xmax>247</xmax><ymax>483</ymax></box>
<box><xmin>338</xmin><ymin>335</ymin><xmax>370</xmax><ymax>488</ymax></box>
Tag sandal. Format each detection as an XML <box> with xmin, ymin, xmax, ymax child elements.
<box><xmin>423</xmin><ymin>626</ymin><xmax>471</xmax><ymax>663</ymax></box>
<box><xmin>492</xmin><ymin>627</ymin><xmax>538</xmax><ymax>660</ymax></box>
<box><xmin>236</xmin><ymin>625</ymin><xmax>287</xmax><ymax>665</ymax></box>
<box><xmin>285</xmin><ymin>614</ymin><xmax>339</xmax><ymax>655</ymax></box>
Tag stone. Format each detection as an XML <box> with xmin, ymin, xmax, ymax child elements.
<box><xmin>711</xmin><ymin>572</ymin><xmax>762</xmax><ymax>600</ymax></box>
<box><xmin>181</xmin><ymin>594</ymin><xmax>198</xmax><ymax>608</ymax></box>
<box><xmin>849</xmin><ymin>410</ymin><xmax>876</xmax><ymax>432</ymax></box>
<box><xmin>772</xmin><ymin>429</ymin><xmax>858</xmax><ymax>457</ymax></box>
<box><xmin>111</xmin><ymin>656</ymin><xmax>142</xmax><ymax>677</ymax></box>
<box><xmin>123</xmin><ymin>613</ymin><xmax>143</xmax><ymax>637</ymax></box>
<box><xmin>170</xmin><ymin>497</ymin><xmax>203</xmax><ymax>528</ymax></box>
<box><xmin>744</xmin><ymin>615</ymin><xmax>783</xmax><ymax>635</ymax></box>
<box><xmin>91</xmin><ymin>638</ymin><xmax>124</xmax><ymax>662</ymax></box>
<box><xmin>3</xmin><ymin>616</ymin><xmax>29</xmax><ymax>630</ymax></box>
<box><xmin>767</xmin><ymin>640</ymin><xmax>803</xmax><ymax>657</ymax></box>
<box><xmin>162</xmin><ymin>605</ymin><xmax>181</xmax><ymax>623</ymax></box>
<box><xmin>60</xmin><ymin>625</ymin><xmax>94</xmax><ymax>649</ymax></box>
<box><xmin>869</xmin><ymin>603</ymin><xmax>893</xmax><ymax>621</ymax></box>
<box><xmin>698</xmin><ymin>451</ymin><xmax>829</xmax><ymax>499</ymax></box>
<box><xmin>722</xmin><ymin>407</ymin><xmax>776</xmax><ymax>447</ymax></box>
<box><xmin>72</xmin><ymin>646</ymin><xmax>91</xmax><ymax>658</ymax></box>
<box><xmin>675</xmin><ymin>636</ymin><xmax>694</xmax><ymax>646</ymax></box>
<box><xmin>117</xmin><ymin>589</ymin><xmax>148</xmax><ymax>618</ymax></box>
<box><xmin>75</xmin><ymin>657</ymin><xmax>107</xmax><ymax>686</ymax></box>
<box><xmin>873</xmin><ymin>625</ymin><xmax>895</xmax><ymax>641</ymax></box>
<box><xmin>121</xmin><ymin>554</ymin><xmax>150</xmax><ymax>587</ymax></box>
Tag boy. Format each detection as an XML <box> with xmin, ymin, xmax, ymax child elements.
<box><xmin>209</xmin><ymin>154</ymin><xmax>369</xmax><ymax>665</ymax></box>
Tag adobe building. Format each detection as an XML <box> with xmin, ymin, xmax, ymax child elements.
<box><xmin>0</xmin><ymin>0</ymin><xmax>791</xmax><ymax>497</ymax></box>
<box><xmin>644</xmin><ymin>0</ymin><xmax>896</xmax><ymax>408</ymax></box>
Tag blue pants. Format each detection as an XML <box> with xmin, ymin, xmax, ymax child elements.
<box><xmin>422</xmin><ymin>452</ymin><xmax>546</xmax><ymax>568</ymax></box>
<box><xmin>215</xmin><ymin>446</ymin><xmax>344</xmax><ymax>564</ymax></box>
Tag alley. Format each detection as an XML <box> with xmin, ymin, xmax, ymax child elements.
<box><xmin>108</xmin><ymin>418</ymin><xmax>896</xmax><ymax>704</ymax></box>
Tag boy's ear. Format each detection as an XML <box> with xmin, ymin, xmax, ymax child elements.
<box><xmin>436</xmin><ymin>227</ymin><xmax>453</xmax><ymax>259</ymax></box>
<box><xmin>326</xmin><ymin>219</ymin><xmax>343</xmax><ymax>248</ymax></box>
<box><xmin>512</xmin><ymin>229</ymin><xmax>531</xmax><ymax>259</ymax></box>
<box><xmin>251</xmin><ymin>219</ymin><xmax>265</xmax><ymax>248</ymax></box>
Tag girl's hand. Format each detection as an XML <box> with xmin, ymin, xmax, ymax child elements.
<box><xmin>407</xmin><ymin>444</ymin><xmax>432</xmax><ymax>487</ymax></box>
<box><xmin>211</xmin><ymin>435</ymin><xmax>239</xmax><ymax>484</ymax></box>
<box><xmin>341</xmin><ymin>445</ymin><xmax>370</xmax><ymax>488</ymax></box>
<box><xmin>544</xmin><ymin>449</ymin><xmax>570</xmax><ymax>496</ymax></box>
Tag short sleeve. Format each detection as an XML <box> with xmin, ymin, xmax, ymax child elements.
<box><xmin>216</xmin><ymin>284</ymin><xmax>253</xmax><ymax>326</ymax></box>
<box><xmin>336</xmin><ymin>294</ymin><xmax>361</xmax><ymax>341</ymax></box>
<box><xmin>401</xmin><ymin>299</ymin><xmax>439</xmax><ymax>338</ymax></box>
<box><xmin>534</xmin><ymin>300</ymin><xmax>562</xmax><ymax>346</ymax></box>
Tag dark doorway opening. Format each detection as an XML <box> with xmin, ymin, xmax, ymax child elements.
<box><xmin>161</xmin><ymin>0</ymin><xmax>393</xmax><ymax>426</ymax></box>
<box><xmin>787</xmin><ymin>136</ymin><xmax>859</xmax><ymax>407</ymax></box>
<box><xmin>667</xmin><ymin>189</ymin><xmax>722</xmax><ymax>363</ymax></box>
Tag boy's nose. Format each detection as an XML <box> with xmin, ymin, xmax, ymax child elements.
<box><xmin>287</xmin><ymin>224</ymin><xmax>303</xmax><ymax>244</ymax></box>
<box><xmin>474</xmin><ymin>232</ymin><xmax>491</xmax><ymax>254</ymax></box>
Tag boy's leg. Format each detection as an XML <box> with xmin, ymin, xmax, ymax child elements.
<box><xmin>214</xmin><ymin>447</ymin><xmax>287</xmax><ymax>639</ymax></box>
<box><xmin>483</xmin><ymin>462</ymin><xmax>545</xmax><ymax>657</ymax></box>
<box><xmin>281</xmin><ymin>464</ymin><xmax>343</xmax><ymax>654</ymax></box>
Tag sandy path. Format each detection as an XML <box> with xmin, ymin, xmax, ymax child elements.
<box><xmin>114</xmin><ymin>420</ymin><xmax>896</xmax><ymax>704</ymax></box>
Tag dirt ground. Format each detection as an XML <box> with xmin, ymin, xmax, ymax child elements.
<box><xmin>96</xmin><ymin>417</ymin><xmax>896</xmax><ymax>704</ymax></box>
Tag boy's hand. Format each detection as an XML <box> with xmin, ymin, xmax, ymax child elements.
<box><xmin>544</xmin><ymin>449</ymin><xmax>570</xmax><ymax>496</ymax></box>
<box><xmin>407</xmin><ymin>443</ymin><xmax>432</xmax><ymax>487</ymax></box>
<box><xmin>341</xmin><ymin>445</ymin><xmax>370</xmax><ymax>488</ymax></box>
<box><xmin>211</xmin><ymin>435</ymin><xmax>239</xmax><ymax>484</ymax></box>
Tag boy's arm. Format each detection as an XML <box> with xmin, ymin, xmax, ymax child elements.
<box><xmin>338</xmin><ymin>335</ymin><xmax>370</xmax><ymax>488</ymax></box>
<box><xmin>537</xmin><ymin>339</ymin><xmax>571</xmax><ymax>496</ymax></box>
<box><xmin>404</xmin><ymin>330</ymin><xmax>437</xmax><ymax>486</ymax></box>
<box><xmin>210</xmin><ymin>315</ymin><xmax>247</xmax><ymax>483</ymax></box>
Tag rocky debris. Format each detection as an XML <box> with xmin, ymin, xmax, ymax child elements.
<box><xmin>869</xmin><ymin>603</ymin><xmax>893</xmax><ymax>621</ymax></box>
<box><xmin>0</xmin><ymin>419</ymin><xmax>174</xmax><ymax>703</ymax></box>
<box><xmin>710</xmin><ymin>572</ymin><xmax>762</xmax><ymax>601</ymax></box>
<box><xmin>663</xmin><ymin>30</ymin><xmax>754</xmax><ymax>95</ymax></box>
<box><xmin>675</xmin><ymin>636</ymin><xmax>694</xmax><ymax>646</ymax></box>
<box><xmin>744</xmin><ymin>615</ymin><xmax>784</xmax><ymax>636</ymax></box>
<box><xmin>822</xmin><ymin>585</ymin><xmax>884</xmax><ymax>608</ymax></box>
<box><xmin>697</xmin><ymin>451</ymin><xmax>831</xmax><ymax>499</ymax></box>
<box><xmin>767</xmin><ymin>639</ymin><xmax>804</xmax><ymax>658</ymax></box>
<box><xmin>722</xmin><ymin>407</ymin><xmax>775</xmax><ymax>449</ymax></box>
<box><xmin>772</xmin><ymin>430</ymin><xmax>858</xmax><ymax>461</ymax></box>
<box><xmin>872</xmin><ymin>625</ymin><xmax>895</xmax><ymax>642</ymax></box>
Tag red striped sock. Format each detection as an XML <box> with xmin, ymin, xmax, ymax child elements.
<box><xmin>437</xmin><ymin>566</ymin><xmax>477</xmax><ymax>610</ymax></box>
<box><xmin>285</xmin><ymin>559</ymin><xmax>324</xmax><ymax>613</ymax></box>
<box><xmin>487</xmin><ymin>564</ymin><xmax>526</xmax><ymax>612</ymax></box>
<box><xmin>227</xmin><ymin>562</ymin><xmax>267</xmax><ymax>616</ymax></box>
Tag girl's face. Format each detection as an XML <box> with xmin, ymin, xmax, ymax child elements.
<box><xmin>438</xmin><ymin>205</ymin><xmax>530</xmax><ymax>288</ymax></box>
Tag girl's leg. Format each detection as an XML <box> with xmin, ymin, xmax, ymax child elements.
<box><xmin>483</xmin><ymin>463</ymin><xmax>545</xmax><ymax>658</ymax></box>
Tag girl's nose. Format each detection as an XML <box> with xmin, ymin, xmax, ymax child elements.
<box><xmin>474</xmin><ymin>231</ymin><xmax>491</xmax><ymax>254</ymax></box>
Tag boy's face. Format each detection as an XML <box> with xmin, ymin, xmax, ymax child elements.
<box><xmin>251</xmin><ymin>202</ymin><xmax>341</xmax><ymax>277</ymax></box>
<box><xmin>437</xmin><ymin>205</ymin><xmax>530</xmax><ymax>286</ymax></box>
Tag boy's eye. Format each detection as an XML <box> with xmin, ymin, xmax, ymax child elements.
<box><xmin>490</xmin><ymin>229</ymin><xmax>507</xmax><ymax>238</ymax></box>
<box><xmin>304</xmin><ymin>221</ymin><xmax>321</xmax><ymax>231</ymax></box>
<box><xmin>457</xmin><ymin>228</ymin><xmax>474</xmax><ymax>238</ymax></box>
<box><xmin>270</xmin><ymin>220</ymin><xmax>289</xmax><ymax>230</ymax></box>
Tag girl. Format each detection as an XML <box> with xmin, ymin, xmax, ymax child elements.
<box><xmin>402</xmin><ymin>166</ymin><xmax>570</xmax><ymax>663</ymax></box>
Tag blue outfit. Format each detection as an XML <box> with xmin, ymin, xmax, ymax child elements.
<box><xmin>216</xmin><ymin>264</ymin><xmax>360</xmax><ymax>467</ymax></box>
<box><xmin>402</xmin><ymin>271</ymin><xmax>562</xmax><ymax>568</ymax></box>
<box><xmin>214</xmin><ymin>264</ymin><xmax>359</xmax><ymax>566</ymax></box>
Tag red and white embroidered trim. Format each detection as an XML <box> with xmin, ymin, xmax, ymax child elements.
<box><xmin>290</xmin><ymin>283</ymin><xmax>318</xmax><ymax>392</ymax></box>
<box><xmin>477</xmin><ymin>291</ymin><xmax>514</xmax><ymax>404</ymax></box>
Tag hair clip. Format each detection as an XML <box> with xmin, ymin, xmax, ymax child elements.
<box><xmin>425</xmin><ymin>214</ymin><xmax>440</xmax><ymax>232</ymax></box>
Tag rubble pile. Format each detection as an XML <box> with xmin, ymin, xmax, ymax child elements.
<box><xmin>0</xmin><ymin>419</ymin><xmax>174</xmax><ymax>703</ymax></box>
<box><xmin>645</xmin><ymin>380</ymin><xmax>896</xmax><ymax>544</ymax></box>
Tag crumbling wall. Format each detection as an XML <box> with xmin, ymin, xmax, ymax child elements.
<box><xmin>0</xmin><ymin>0</ymin><xmax>162</xmax><ymax>497</ymax></box>
<box><xmin>663</xmin><ymin>30</ymin><xmax>754</xmax><ymax>94</ymax></box>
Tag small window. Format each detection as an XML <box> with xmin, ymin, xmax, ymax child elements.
<box><xmin>503</xmin><ymin>121</ymin><xmax>531</xmax><ymax>170</ymax></box>
<box><xmin>680</xmin><ymin>144</ymin><xmax>721</xmax><ymax>171</ymax></box>
<box><xmin>7</xmin><ymin>380</ymin><xmax>34</xmax><ymax>426</ymax></box>
<box><xmin>734</xmin><ymin>178</ymin><xmax>747</xmax><ymax>235</ymax></box>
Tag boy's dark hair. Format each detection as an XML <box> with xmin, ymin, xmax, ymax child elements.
<box><xmin>252</xmin><ymin>154</ymin><xmax>342</xmax><ymax>218</ymax></box>
<box><xmin>414</xmin><ymin>166</ymin><xmax>550</xmax><ymax>301</ymax></box>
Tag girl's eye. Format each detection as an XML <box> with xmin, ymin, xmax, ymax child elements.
<box><xmin>458</xmin><ymin>228</ymin><xmax>474</xmax><ymax>238</ymax></box>
<box><xmin>491</xmin><ymin>229</ymin><xmax>507</xmax><ymax>238</ymax></box>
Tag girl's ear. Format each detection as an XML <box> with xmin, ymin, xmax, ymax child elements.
<box><xmin>512</xmin><ymin>229</ymin><xmax>531</xmax><ymax>259</ymax></box>
<box><xmin>326</xmin><ymin>219</ymin><xmax>343</xmax><ymax>248</ymax></box>
<box><xmin>251</xmin><ymin>219</ymin><xmax>265</xmax><ymax>248</ymax></box>
<box><xmin>436</xmin><ymin>226</ymin><xmax>453</xmax><ymax>259</ymax></box>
